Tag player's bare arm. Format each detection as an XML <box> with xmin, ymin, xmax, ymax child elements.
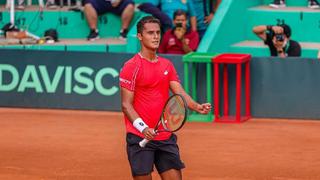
<box><xmin>120</xmin><ymin>87</ymin><xmax>156</xmax><ymax>140</ymax></box>
<box><xmin>169</xmin><ymin>81</ymin><xmax>211</xmax><ymax>114</ymax></box>
<box><xmin>120</xmin><ymin>87</ymin><xmax>139</xmax><ymax>121</ymax></box>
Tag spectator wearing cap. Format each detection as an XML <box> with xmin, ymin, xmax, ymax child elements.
<box><xmin>253</xmin><ymin>24</ymin><xmax>301</xmax><ymax>58</ymax></box>
<box><xmin>158</xmin><ymin>10</ymin><xmax>199</xmax><ymax>54</ymax></box>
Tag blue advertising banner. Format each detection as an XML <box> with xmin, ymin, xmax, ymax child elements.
<box><xmin>1</xmin><ymin>49</ymin><xmax>320</xmax><ymax>119</ymax></box>
<box><xmin>0</xmin><ymin>50</ymin><xmax>184</xmax><ymax>111</ymax></box>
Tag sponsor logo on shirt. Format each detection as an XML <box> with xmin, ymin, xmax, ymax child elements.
<box><xmin>119</xmin><ymin>78</ymin><xmax>131</xmax><ymax>84</ymax></box>
<box><xmin>164</xmin><ymin>70</ymin><xmax>169</xmax><ymax>75</ymax></box>
<box><xmin>168</xmin><ymin>38</ymin><xmax>176</xmax><ymax>46</ymax></box>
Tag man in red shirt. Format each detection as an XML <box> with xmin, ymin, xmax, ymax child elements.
<box><xmin>158</xmin><ymin>10</ymin><xmax>199</xmax><ymax>54</ymax></box>
<box><xmin>119</xmin><ymin>16</ymin><xmax>211</xmax><ymax>180</ymax></box>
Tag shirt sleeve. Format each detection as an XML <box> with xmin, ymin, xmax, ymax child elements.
<box><xmin>119</xmin><ymin>62</ymin><xmax>139</xmax><ymax>91</ymax></box>
<box><xmin>264</xmin><ymin>31</ymin><xmax>273</xmax><ymax>46</ymax></box>
<box><xmin>288</xmin><ymin>41</ymin><xmax>301</xmax><ymax>57</ymax></box>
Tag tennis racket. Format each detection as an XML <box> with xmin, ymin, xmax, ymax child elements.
<box><xmin>139</xmin><ymin>94</ymin><xmax>188</xmax><ymax>147</ymax></box>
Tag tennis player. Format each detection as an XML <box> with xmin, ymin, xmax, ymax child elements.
<box><xmin>119</xmin><ymin>16</ymin><xmax>211</xmax><ymax>180</ymax></box>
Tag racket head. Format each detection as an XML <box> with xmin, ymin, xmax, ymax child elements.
<box><xmin>160</xmin><ymin>94</ymin><xmax>188</xmax><ymax>132</ymax></box>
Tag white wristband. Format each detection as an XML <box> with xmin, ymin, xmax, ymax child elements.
<box><xmin>133</xmin><ymin>118</ymin><xmax>148</xmax><ymax>133</ymax></box>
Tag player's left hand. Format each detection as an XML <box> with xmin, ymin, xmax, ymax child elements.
<box><xmin>196</xmin><ymin>103</ymin><xmax>212</xmax><ymax>114</ymax></box>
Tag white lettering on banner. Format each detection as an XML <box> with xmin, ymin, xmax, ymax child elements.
<box><xmin>0</xmin><ymin>64</ymin><xmax>119</xmax><ymax>96</ymax></box>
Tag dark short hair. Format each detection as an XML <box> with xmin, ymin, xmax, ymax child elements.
<box><xmin>137</xmin><ymin>16</ymin><xmax>161</xmax><ymax>34</ymax></box>
<box><xmin>173</xmin><ymin>9</ymin><xmax>188</xmax><ymax>20</ymax></box>
<box><xmin>280</xmin><ymin>24</ymin><xmax>291</xmax><ymax>38</ymax></box>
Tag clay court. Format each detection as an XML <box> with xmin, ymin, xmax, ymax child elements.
<box><xmin>0</xmin><ymin>108</ymin><xmax>320</xmax><ymax>180</ymax></box>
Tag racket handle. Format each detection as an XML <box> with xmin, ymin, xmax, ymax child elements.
<box><xmin>139</xmin><ymin>138</ymin><xmax>149</xmax><ymax>147</ymax></box>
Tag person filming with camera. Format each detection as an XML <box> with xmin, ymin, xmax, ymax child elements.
<box><xmin>253</xmin><ymin>23</ymin><xmax>301</xmax><ymax>58</ymax></box>
<box><xmin>158</xmin><ymin>9</ymin><xmax>199</xmax><ymax>54</ymax></box>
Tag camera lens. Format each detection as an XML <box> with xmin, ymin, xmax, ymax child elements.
<box><xmin>275</xmin><ymin>34</ymin><xmax>284</xmax><ymax>42</ymax></box>
<box><xmin>176</xmin><ymin>23</ymin><xmax>182</xmax><ymax>28</ymax></box>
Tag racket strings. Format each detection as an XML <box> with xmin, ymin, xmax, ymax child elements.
<box><xmin>162</xmin><ymin>96</ymin><xmax>186</xmax><ymax>131</ymax></box>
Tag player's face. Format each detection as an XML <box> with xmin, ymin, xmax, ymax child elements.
<box><xmin>138</xmin><ymin>23</ymin><xmax>161</xmax><ymax>50</ymax></box>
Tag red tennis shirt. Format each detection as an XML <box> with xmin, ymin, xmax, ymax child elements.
<box><xmin>119</xmin><ymin>53</ymin><xmax>180</xmax><ymax>140</ymax></box>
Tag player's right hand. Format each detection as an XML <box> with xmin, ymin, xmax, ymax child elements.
<box><xmin>142</xmin><ymin>127</ymin><xmax>156</xmax><ymax>140</ymax></box>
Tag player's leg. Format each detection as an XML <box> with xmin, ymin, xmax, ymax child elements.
<box><xmin>126</xmin><ymin>133</ymin><xmax>155</xmax><ymax>180</ymax></box>
<box><xmin>133</xmin><ymin>175</ymin><xmax>152</xmax><ymax>180</ymax></box>
<box><xmin>159</xmin><ymin>169</ymin><xmax>182</xmax><ymax>180</ymax></box>
<box><xmin>154</xmin><ymin>134</ymin><xmax>185</xmax><ymax>180</ymax></box>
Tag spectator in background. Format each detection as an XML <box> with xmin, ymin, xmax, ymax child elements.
<box><xmin>138</xmin><ymin>3</ymin><xmax>173</xmax><ymax>32</ymax></box>
<box><xmin>270</xmin><ymin>0</ymin><xmax>319</xmax><ymax>9</ymax></box>
<box><xmin>139</xmin><ymin>0</ymin><xmax>197</xmax><ymax>32</ymax></box>
<box><xmin>83</xmin><ymin>0</ymin><xmax>134</xmax><ymax>41</ymax></box>
<box><xmin>192</xmin><ymin>0</ymin><xmax>221</xmax><ymax>39</ymax></box>
<box><xmin>253</xmin><ymin>24</ymin><xmax>301</xmax><ymax>58</ymax></box>
<box><xmin>158</xmin><ymin>10</ymin><xmax>199</xmax><ymax>54</ymax></box>
<box><xmin>192</xmin><ymin>0</ymin><xmax>221</xmax><ymax>104</ymax></box>
<box><xmin>8</xmin><ymin>0</ymin><xmax>57</xmax><ymax>10</ymax></box>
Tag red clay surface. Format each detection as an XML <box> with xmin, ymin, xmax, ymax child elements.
<box><xmin>0</xmin><ymin>108</ymin><xmax>320</xmax><ymax>180</ymax></box>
